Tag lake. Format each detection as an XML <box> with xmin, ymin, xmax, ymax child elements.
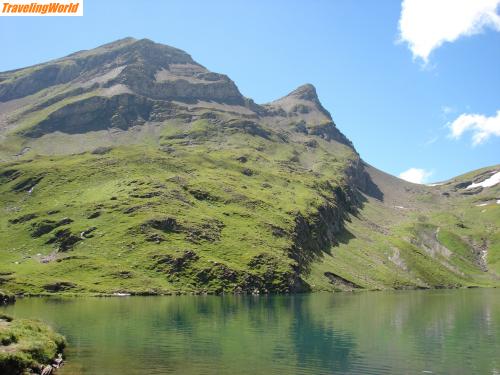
<box><xmin>1</xmin><ymin>289</ymin><xmax>499</xmax><ymax>374</ymax></box>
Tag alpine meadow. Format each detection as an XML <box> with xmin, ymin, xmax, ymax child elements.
<box><xmin>0</xmin><ymin>38</ymin><xmax>498</xmax><ymax>297</ymax></box>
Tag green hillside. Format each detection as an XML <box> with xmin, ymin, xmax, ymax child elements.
<box><xmin>0</xmin><ymin>38</ymin><xmax>498</xmax><ymax>295</ymax></box>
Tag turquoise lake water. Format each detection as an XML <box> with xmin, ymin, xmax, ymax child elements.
<box><xmin>2</xmin><ymin>288</ymin><xmax>499</xmax><ymax>374</ymax></box>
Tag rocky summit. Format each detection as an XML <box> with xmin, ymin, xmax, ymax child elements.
<box><xmin>0</xmin><ymin>38</ymin><xmax>498</xmax><ymax>295</ymax></box>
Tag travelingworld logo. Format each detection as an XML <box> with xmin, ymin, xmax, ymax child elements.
<box><xmin>1</xmin><ymin>0</ymin><xmax>83</xmax><ymax>16</ymax></box>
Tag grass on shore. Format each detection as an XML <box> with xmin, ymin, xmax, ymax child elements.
<box><xmin>0</xmin><ymin>313</ymin><xmax>65</xmax><ymax>375</ymax></box>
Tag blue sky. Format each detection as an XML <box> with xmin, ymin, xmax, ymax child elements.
<box><xmin>0</xmin><ymin>0</ymin><xmax>499</xmax><ymax>182</ymax></box>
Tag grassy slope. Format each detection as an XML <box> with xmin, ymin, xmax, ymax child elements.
<box><xmin>304</xmin><ymin>167</ymin><xmax>500</xmax><ymax>291</ymax></box>
<box><xmin>0</xmin><ymin>118</ymin><xmax>498</xmax><ymax>294</ymax></box>
<box><xmin>0</xmin><ymin>118</ymin><xmax>359</xmax><ymax>295</ymax></box>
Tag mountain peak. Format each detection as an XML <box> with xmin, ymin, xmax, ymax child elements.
<box><xmin>65</xmin><ymin>37</ymin><xmax>196</xmax><ymax>66</ymax></box>
<box><xmin>97</xmin><ymin>37</ymin><xmax>138</xmax><ymax>49</ymax></box>
<box><xmin>0</xmin><ymin>38</ymin><xmax>245</xmax><ymax>105</ymax></box>
<box><xmin>285</xmin><ymin>83</ymin><xmax>319</xmax><ymax>101</ymax></box>
<box><xmin>267</xmin><ymin>83</ymin><xmax>332</xmax><ymax>121</ymax></box>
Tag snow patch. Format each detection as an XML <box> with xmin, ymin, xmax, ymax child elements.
<box><xmin>476</xmin><ymin>203</ymin><xmax>488</xmax><ymax>207</ymax></box>
<box><xmin>466</xmin><ymin>171</ymin><xmax>500</xmax><ymax>189</ymax></box>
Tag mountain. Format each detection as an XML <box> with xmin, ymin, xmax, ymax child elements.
<box><xmin>0</xmin><ymin>38</ymin><xmax>498</xmax><ymax>295</ymax></box>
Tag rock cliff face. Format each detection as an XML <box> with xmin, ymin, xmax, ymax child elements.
<box><xmin>22</xmin><ymin>94</ymin><xmax>155</xmax><ymax>137</ymax></box>
<box><xmin>0</xmin><ymin>38</ymin><xmax>498</xmax><ymax>295</ymax></box>
<box><xmin>0</xmin><ymin>38</ymin><xmax>243</xmax><ymax>104</ymax></box>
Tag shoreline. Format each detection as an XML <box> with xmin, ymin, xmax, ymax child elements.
<box><xmin>4</xmin><ymin>284</ymin><xmax>497</xmax><ymax>299</ymax></box>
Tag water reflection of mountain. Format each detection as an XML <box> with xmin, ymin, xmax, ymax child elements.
<box><xmin>1</xmin><ymin>289</ymin><xmax>499</xmax><ymax>375</ymax></box>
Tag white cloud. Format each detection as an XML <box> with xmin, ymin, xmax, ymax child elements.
<box><xmin>449</xmin><ymin>110</ymin><xmax>500</xmax><ymax>145</ymax></box>
<box><xmin>399</xmin><ymin>168</ymin><xmax>433</xmax><ymax>184</ymax></box>
<box><xmin>399</xmin><ymin>0</ymin><xmax>500</xmax><ymax>62</ymax></box>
